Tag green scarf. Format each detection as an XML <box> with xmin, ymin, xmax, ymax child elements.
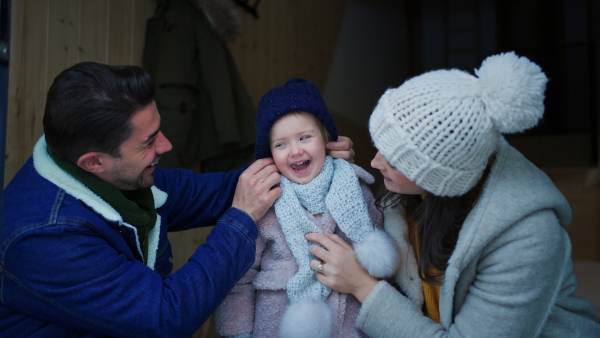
<box><xmin>49</xmin><ymin>149</ymin><xmax>157</xmax><ymax>264</ymax></box>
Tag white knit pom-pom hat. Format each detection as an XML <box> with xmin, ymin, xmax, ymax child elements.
<box><xmin>369</xmin><ymin>52</ymin><xmax>548</xmax><ymax>197</ymax></box>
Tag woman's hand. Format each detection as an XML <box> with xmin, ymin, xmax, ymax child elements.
<box><xmin>306</xmin><ymin>232</ymin><xmax>379</xmax><ymax>303</ymax></box>
<box><xmin>327</xmin><ymin>136</ymin><xmax>355</xmax><ymax>163</ymax></box>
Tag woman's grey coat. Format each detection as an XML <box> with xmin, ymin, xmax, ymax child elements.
<box><xmin>357</xmin><ymin>138</ymin><xmax>600</xmax><ymax>337</ymax></box>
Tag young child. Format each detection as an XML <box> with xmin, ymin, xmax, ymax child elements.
<box><xmin>214</xmin><ymin>78</ymin><xmax>399</xmax><ymax>338</ymax></box>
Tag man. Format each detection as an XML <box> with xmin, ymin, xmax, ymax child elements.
<box><xmin>0</xmin><ymin>62</ymin><xmax>354</xmax><ymax>337</ymax></box>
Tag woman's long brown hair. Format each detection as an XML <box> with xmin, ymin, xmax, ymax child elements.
<box><xmin>376</xmin><ymin>156</ymin><xmax>494</xmax><ymax>285</ymax></box>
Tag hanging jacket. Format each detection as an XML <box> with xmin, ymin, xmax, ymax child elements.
<box><xmin>143</xmin><ymin>0</ymin><xmax>256</xmax><ymax>170</ymax></box>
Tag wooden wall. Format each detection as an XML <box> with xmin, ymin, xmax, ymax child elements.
<box><xmin>227</xmin><ymin>1</ymin><xmax>346</xmax><ymax>104</ymax></box>
<box><xmin>4</xmin><ymin>0</ymin><xmax>347</xmax><ymax>185</ymax></box>
<box><xmin>5</xmin><ymin>0</ymin><xmax>155</xmax><ymax>184</ymax></box>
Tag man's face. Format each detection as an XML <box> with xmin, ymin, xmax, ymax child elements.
<box><xmin>102</xmin><ymin>102</ymin><xmax>172</xmax><ymax>190</ymax></box>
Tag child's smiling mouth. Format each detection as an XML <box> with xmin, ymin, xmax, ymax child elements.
<box><xmin>290</xmin><ymin>160</ymin><xmax>310</xmax><ymax>172</ymax></box>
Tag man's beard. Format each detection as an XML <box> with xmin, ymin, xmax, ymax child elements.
<box><xmin>113</xmin><ymin>163</ymin><xmax>155</xmax><ymax>190</ymax></box>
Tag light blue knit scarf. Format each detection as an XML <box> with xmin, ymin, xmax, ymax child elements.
<box><xmin>274</xmin><ymin>156</ymin><xmax>374</xmax><ymax>303</ymax></box>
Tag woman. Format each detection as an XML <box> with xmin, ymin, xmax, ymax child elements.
<box><xmin>306</xmin><ymin>52</ymin><xmax>600</xmax><ymax>337</ymax></box>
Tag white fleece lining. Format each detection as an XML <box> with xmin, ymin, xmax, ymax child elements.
<box><xmin>33</xmin><ymin>136</ymin><xmax>169</xmax><ymax>270</ymax></box>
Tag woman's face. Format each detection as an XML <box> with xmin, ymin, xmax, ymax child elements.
<box><xmin>371</xmin><ymin>151</ymin><xmax>425</xmax><ymax>195</ymax></box>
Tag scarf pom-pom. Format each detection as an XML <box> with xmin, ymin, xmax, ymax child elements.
<box><xmin>279</xmin><ymin>299</ymin><xmax>333</xmax><ymax>338</ymax></box>
<box><xmin>355</xmin><ymin>229</ymin><xmax>399</xmax><ymax>278</ymax></box>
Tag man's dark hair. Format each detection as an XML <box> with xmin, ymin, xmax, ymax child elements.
<box><xmin>43</xmin><ymin>62</ymin><xmax>155</xmax><ymax>162</ymax></box>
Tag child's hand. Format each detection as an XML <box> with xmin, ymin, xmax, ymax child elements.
<box><xmin>327</xmin><ymin>136</ymin><xmax>355</xmax><ymax>163</ymax></box>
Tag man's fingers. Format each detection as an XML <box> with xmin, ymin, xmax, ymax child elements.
<box><xmin>327</xmin><ymin>136</ymin><xmax>352</xmax><ymax>151</ymax></box>
<box><xmin>240</xmin><ymin>159</ymin><xmax>279</xmax><ymax>189</ymax></box>
<box><xmin>326</xmin><ymin>136</ymin><xmax>355</xmax><ymax>163</ymax></box>
<box><xmin>262</xmin><ymin>168</ymin><xmax>281</xmax><ymax>188</ymax></box>
<box><xmin>265</xmin><ymin>184</ymin><xmax>282</xmax><ymax>203</ymax></box>
<box><xmin>328</xmin><ymin>149</ymin><xmax>355</xmax><ymax>163</ymax></box>
<box><xmin>244</xmin><ymin>158</ymin><xmax>277</xmax><ymax>179</ymax></box>
<box><xmin>232</xmin><ymin>158</ymin><xmax>282</xmax><ymax>222</ymax></box>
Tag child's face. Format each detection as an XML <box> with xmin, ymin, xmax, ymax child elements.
<box><xmin>269</xmin><ymin>112</ymin><xmax>327</xmax><ymax>184</ymax></box>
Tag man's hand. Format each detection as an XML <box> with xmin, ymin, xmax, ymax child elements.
<box><xmin>232</xmin><ymin>158</ymin><xmax>282</xmax><ymax>222</ymax></box>
<box><xmin>327</xmin><ymin>136</ymin><xmax>355</xmax><ymax>163</ymax></box>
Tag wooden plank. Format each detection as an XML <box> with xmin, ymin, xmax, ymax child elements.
<box><xmin>227</xmin><ymin>0</ymin><xmax>346</xmax><ymax>104</ymax></box>
<box><xmin>4</xmin><ymin>0</ymin><xmax>25</xmax><ymax>185</ymax></box>
<box><xmin>47</xmin><ymin>0</ymin><xmax>80</xmax><ymax>82</ymax></box>
<box><xmin>5</xmin><ymin>0</ymin><xmax>25</xmax><ymax>174</ymax></box>
<box><xmin>79</xmin><ymin>0</ymin><xmax>109</xmax><ymax>63</ymax></box>
<box><xmin>5</xmin><ymin>0</ymin><xmax>50</xmax><ymax>184</ymax></box>
<box><xmin>107</xmin><ymin>0</ymin><xmax>133</xmax><ymax>65</ymax></box>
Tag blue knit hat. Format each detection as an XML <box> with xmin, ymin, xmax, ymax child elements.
<box><xmin>255</xmin><ymin>78</ymin><xmax>338</xmax><ymax>159</ymax></box>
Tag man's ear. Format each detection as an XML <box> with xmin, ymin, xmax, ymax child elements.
<box><xmin>77</xmin><ymin>152</ymin><xmax>106</xmax><ymax>173</ymax></box>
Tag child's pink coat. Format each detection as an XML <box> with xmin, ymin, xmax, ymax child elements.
<box><xmin>215</xmin><ymin>165</ymin><xmax>383</xmax><ymax>338</ymax></box>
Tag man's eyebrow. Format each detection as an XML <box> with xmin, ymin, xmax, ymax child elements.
<box><xmin>142</xmin><ymin>128</ymin><xmax>161</xmax><ymax>146</ymax></box>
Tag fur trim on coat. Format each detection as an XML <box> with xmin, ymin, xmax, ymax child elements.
<box><xmin>191</xmin><ymin>0</ymin><xmax>243</xmax><ymax>41</ymax></box>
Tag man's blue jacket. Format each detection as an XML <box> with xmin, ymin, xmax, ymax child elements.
<box><xmin>0</xmin><ymin>136</ymin><xmax>257</xmax><ymax>337</ymax></box>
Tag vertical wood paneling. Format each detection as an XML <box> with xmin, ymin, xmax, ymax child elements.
<box><xmin>6</xmin><ymin>0</ymin><xmax>346</xmax><ymax>182</ymax></box>
<box><xmin>5</xmin><ymin>0</ymin><xmax>155</xmax><ymax>184</ymax></box>
<box><xmin>79</xmin><ymin>1</ymin><xmax>109</xmax><ymax>63</ymax></box>
<box><xmin>107</xmin><ymin>0</ymin><xmax>134</xmax><ymax>65</ymax></box>
<box><xmin>5</xmin><ymin>0</ymin><xmax>50</xmax><ymax>179</ymax></box>
<box><xmin>227</xmin><ymin>0</ymin><xmax>347</xmax><ymax>105</ymax></box>
<box><xmin>47</xmin><ymin>0</ymin><xmax>80</xmax><ymax>82</ymax></box>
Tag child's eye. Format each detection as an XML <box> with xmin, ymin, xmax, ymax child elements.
<box><xmin>299</xmin><ymin>135</ymin><xmax>311</xmax><ymax>141</ymax></box>
<box><xmin>274</xmin><ymin>142</ymin><xmax>285</xmax><ymax>148</ymax></box>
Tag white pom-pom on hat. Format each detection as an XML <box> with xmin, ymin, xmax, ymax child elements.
<box><xmin>476</xmin><ymin>51</ymin><xmax>548</xmax><ymax>134</ymax></box>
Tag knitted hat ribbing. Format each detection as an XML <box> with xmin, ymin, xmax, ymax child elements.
<box><xmin>255</xmin><ymin>78</ymin><xmax>338</xmax><ymax>159</ymax></box>
<box><xmin>369</xmin><ymin>52</ymin><xmax>548</xmax><ymax>197</ymax></box>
